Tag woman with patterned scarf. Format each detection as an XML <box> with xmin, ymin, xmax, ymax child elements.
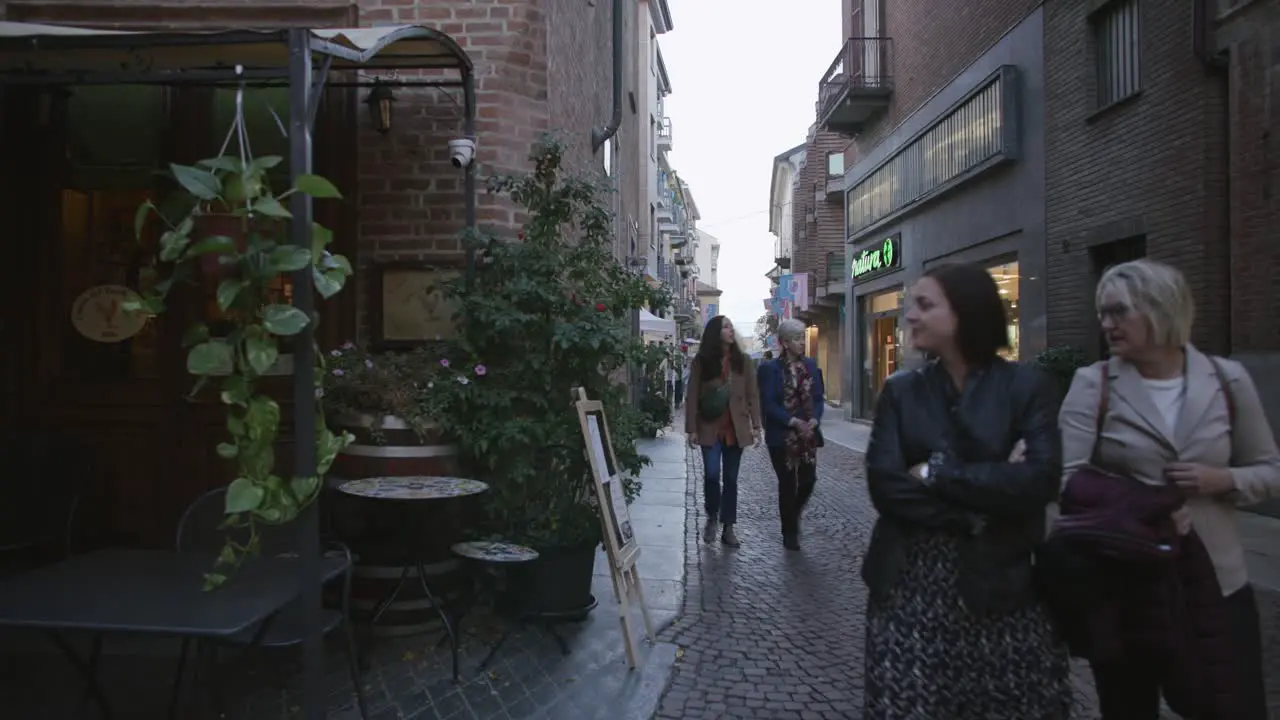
<box><xmin>758</xmin><ymin>318</ymin><xmax>825</xmax><ymax>551</ymax></box>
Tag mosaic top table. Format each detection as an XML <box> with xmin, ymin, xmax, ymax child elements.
<box><xmin>336</xmin><ymin>476</ymin><xmax>488</xmax><ymax>682</ymax></box>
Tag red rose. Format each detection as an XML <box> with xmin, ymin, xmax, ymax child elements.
<box><xmin>595</xmin><ymin>303</ymin><xmax>606</xmax><ymax>311</ymax></box>
<box><xmin>517</xmin><ymin>232</ymin><xmax>525</xmax><ymax>240</ymax></box>
<box><xmin>680</xmin><ymin>344</ymin><xmax>688</xmax><ymax>352</ymax></box>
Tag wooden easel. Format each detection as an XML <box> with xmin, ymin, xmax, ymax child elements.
<box><xmin>573</xmin><ymin>387</ymin><xmax>655</xmax><ymax>668</ymax></box>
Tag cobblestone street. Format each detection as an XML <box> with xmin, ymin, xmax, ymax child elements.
<box><xmin>655</xmin><ymin>436</ymin><xmax>1280</xmax><ymax>720</ymax></box>
<box><xmin>655</xmin><ymin>442</ymin><xmax>871</xmax><ymax>719</ymax></box>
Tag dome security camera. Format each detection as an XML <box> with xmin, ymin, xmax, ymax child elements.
<box><xmin>448</xmin><ymin>138</ymin><xmax>476</xmax><ymax>169</ymax></box>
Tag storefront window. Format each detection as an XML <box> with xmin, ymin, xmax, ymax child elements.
<box><xmin>859</xmin><ymin>288</ymin><xmax>904</xmax><ymax>417</ymax></box>
<box><xmin>988</xmin><ymin>261</ymin><xmax>1020</xmax><ymax>360</ymax></box>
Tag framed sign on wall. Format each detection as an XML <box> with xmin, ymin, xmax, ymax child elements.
<box><xmin>369</xmin><ymin>256</ymin><xmax>464</xmax><ymax>349</ymax></box>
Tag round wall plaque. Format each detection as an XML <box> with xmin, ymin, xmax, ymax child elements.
<box><xmin>70</xmin><ymin>285</ymin><xmax>147</xmax><ymax>343</ymax></box>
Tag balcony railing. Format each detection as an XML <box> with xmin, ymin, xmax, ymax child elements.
<box><xmin>818</xmin><ymin>37</ymin><xmax>894</xmax><ymax>133</ymax></box>
<box><xmin>658</xmin><ymin>117</ymin><xmax>673</xmax><ymax>151</ymax></box>
<box><xmin>825</xmin><ymin>251</ymin><xmax>847</xmax><ymax>288</ymax></box>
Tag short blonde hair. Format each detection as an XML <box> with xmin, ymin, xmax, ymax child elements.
<box><xmin>777</xmin><ymin>318</ymin><xmax>806</xmax><ymax>342</ymax></box>
<box><xmin>1095</xmin><ymin>259</ymin><xmax>1194</xmax><ymax>347</ymax></box>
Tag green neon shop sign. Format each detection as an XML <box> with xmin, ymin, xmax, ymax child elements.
<box><xmin>851</xmin><ymin>234</ymin><xmax>901</xmax><ymax>280</ymax></box>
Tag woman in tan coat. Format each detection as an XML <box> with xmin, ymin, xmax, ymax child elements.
<box><xmin>685</xmin><ymin>316</ymin><xmax>761</xmax><ymax>547</ymax></box>
<box><xmin>1059</xmin><ymin>259</ymin><xmax>1280</xmax><ymax>719</ymax></box>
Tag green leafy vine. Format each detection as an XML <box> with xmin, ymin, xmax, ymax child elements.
<box><xmin>126</xmin><ymin>155</ymin><xmax>354</xmax><ymax>589</ymax></box>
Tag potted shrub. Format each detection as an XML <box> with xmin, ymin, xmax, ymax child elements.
<box><xmin>638</xmin><ymin>343</ymin><xmax>675</xmax><ymax>437</ymax></box>
<box><xmin>126</xmin><ymin>151</ymin><xmax>354</xmax><ymax>588</ymax></box>
<box><xmin>1034</xmin><ymin>344</ymin><xmax>1090</xmax><ymax>408</ymax></box>
<box><xmin>321</xmin><ymin>343</ymin><xmax>482</xmax><ymax>478</ymax></box>
<box><xmin>439</xmin><ymin>137</ymin><xmax>652</xmax><ymax>617</ymax></box>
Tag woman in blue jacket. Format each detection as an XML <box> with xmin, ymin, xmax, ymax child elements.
<box><xmin>757</xmin><ymin>318</ymin><xmax>824</xmax><ymax>550</ymax></box>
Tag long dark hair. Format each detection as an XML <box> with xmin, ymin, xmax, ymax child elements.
<box><xmin>922</xmin><ymin>263</ymin><xmax>1010</xmax><ymax>366</ymax></box>
<box><xmin>695</xmin><ymin>315</ymin><xmax>745</xmax><ymax>380</ymax></box>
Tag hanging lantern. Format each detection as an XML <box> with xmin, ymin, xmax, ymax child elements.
<box><xmin>364</xmin><ymin>81</ymin><xmax>396</xmax><ymax>134</ymax></box>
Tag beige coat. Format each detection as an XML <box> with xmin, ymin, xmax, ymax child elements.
<box><xmin>684</xmin><ymin>355</ymin><xmax>761</xmax><ymax>447</ymax></box>
<box><xmin>1059</xmin><ymin>346</ymin><xmax>1280</xmax><ymax>595</ymax></box>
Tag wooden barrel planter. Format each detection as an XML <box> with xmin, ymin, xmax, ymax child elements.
<box><xmin>325</xmin><ymin>414</ymin><xmax>475</xmax><ymax>637</ymax></box>
<box><xmin>330</xmin><ymin>413</ymin><xmax>459</xmax><ymax>479</ymax></box>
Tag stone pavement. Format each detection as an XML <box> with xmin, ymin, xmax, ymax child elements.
<box><xmin>0</xmin><ymin>433</ymin><xmax>688</xmax><ymax>720</ymax></box>
<box><xmin>653</xmin><ymin>416</ymin><xmax>1280</xmax><ymax>719</ymax></box>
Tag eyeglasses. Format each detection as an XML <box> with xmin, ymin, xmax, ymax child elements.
<box><xmin>1096</xmin><ymin>303</ymin><xmax>1131</xmax><ymax>323</ymax></box>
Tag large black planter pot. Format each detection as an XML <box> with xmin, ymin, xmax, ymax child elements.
<box><xmin>518</xmin><ymin>543</ymin><xmax>599</xmax><ymax>622</ymax></box>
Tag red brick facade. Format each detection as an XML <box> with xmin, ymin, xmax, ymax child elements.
<box><xmin>1219</xmin><ymin>0</ymin><xmax>1280</xmax><ymax>354</ymax></box>
<box><xmin>1043</xmin><ymin>0</ymin><xmax>1231</xmax><ymax>356</ymax></box>
<box><xmin>355</xmin><ymin>0</ymin><xmax>614</xmax><ymax>251</ymax></box>
<box><xmin>839</xmin><ymin>0</ymin><xmax>1041</xmax><ymax>169</ymax></box>
<box><xmin>793</xmin><ymin>128</ymin><xmax>849</xmax><ymax>288</ymax></box>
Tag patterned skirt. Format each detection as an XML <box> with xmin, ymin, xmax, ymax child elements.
<box><xmin>864</xmin><ymin>531</ymin><xmax>1071</xmax><ymax>720</ymax></box>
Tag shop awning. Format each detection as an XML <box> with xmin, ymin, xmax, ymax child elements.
<box><xmin>640</xmin><ymin>308</ymin><xmax>676</xmax><ymax>337</ymax></box>
<box><xmin>0</xmin><ymin>22</ymin><xmax>472</xmax><ymax>80</ymax></box>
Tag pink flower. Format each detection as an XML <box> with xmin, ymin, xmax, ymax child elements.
<box><xmin>474</xmin><ymin>364</ymin><xmax>487</xmax><ymax>376</ymax></box>
<box><xmin>595</xmin><ymin>303</ymin><xmax>606</xmax><ymax>311</ymax></box>
<box><xmin>439</xmin><ymin>358</ymin><xmax>451</xmax><ymax>368</ymax></box>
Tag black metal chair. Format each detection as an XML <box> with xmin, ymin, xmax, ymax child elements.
<box><xmin>0</xmin><ymin>431</ymin><xmax>84</xmax><ymax>570</ymax></box>
<box><xmin>174</xmin><ymin>487</ymin><xmax>367</xmax><ymax>719</ymax></box>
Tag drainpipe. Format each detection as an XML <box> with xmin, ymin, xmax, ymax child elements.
<box><xmin>587</xmin><ymin>0</ymin><xmax>636</xmax><ymax>401</ymax></box>
<box><xmin>591</xmin><ymin>0</ymin><xmax>625</xmax><ymax>153</ymax></box>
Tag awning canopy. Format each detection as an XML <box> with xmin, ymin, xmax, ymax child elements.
<box><xmin>640</xmin><ymin>309</ymin><xmax>677</xmax><ymax>337</ymax></box>
<box><xmin>0</xmin><ymin>22</ymin><xmax>471</xmax><ymax>82</ymax></box>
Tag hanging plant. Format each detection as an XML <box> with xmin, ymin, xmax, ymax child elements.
<box><xmin>125</xmin><ymin>105</ymin><xmax>354</xmax><ymax>589</ymax></box>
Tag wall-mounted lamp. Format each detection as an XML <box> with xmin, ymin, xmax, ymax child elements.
<box><xmin>364</xmin><ymin>81</ymin><xmax>396</xmax><ymax>134</ymax></box>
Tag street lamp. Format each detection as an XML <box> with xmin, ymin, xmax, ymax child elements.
<box><xmin>364</xmin><ymin>81</ymin><xmax>396</xmax><ymax>134</ymax></box>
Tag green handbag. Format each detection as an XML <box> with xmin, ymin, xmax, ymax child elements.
<box><xmin>698</xmin><ymin>381</ymin><xmax>731</xmax><ymax>421</ymax></box>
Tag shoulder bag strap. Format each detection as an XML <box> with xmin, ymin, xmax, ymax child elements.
<box><xmin>1092</xmin><ymin>361</ymin><xmax>1110</xmax><ymax>466</ymax></box>
<box><xmin>1207</xmin><ymin>356</ymin><xmax>1236</xmax><ymax>428</ymax></box>
<box><xmin>1207</xmin><ymin>356</ymin><xmax>1237</xmax><ymax>465</ymax></box>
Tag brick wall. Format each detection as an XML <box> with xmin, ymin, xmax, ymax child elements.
<box><xmin>839</xmin><ymin>0</ymin><xmax>1041</xmax><ymax>170</ymax></box>
<box><xmin>794</xmin><ymin>128</ymin><xmax>850</xmax><ymax>286</ymax></box>
<box><xmin>1043</xmin><ymin>0</ymin><xmax>1230</xmax><ymax>355</ymax></box>
<box><xmin>358</xmin><ymin>0</ymin><xmax>554</xmax><ymax>260</ymax></box>
<box><xmin>1219</xmin><ymin>0</ymin><xmax>1280</xmax><ymax>353</ymax></box>
<box><xmin>547</xmin><ymin>0</ymin><xmax>613</xmax><ymax>176</ymax></box>
<box><xmin>357</xmin><ymin>0</ymin><xmax>616</xmax><ymax>336</ymax></box>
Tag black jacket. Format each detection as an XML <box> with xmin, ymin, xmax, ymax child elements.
<box><xmin>861</xmin><ymin>358</ymin><xmax>1062</xmax><ymax>615</ymax></box>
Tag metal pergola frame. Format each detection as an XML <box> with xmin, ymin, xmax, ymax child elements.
<box><xmin>0</xmin><ymin>22</ymin><xmax>477</xmax><ymax>719</ymax></box>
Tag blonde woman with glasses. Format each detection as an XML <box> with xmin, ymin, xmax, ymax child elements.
<box><xmin>1053</xmin><ymin>259</ymin><xmax>1280</xmax><ymax>719</ymax></box>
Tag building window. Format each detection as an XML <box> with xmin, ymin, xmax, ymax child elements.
<box><xmin>1093</xmin><ymin>0</ymin><xmax>1141</xmax><ymax>108</ymax></box>
<box><xmin>650</xmin><ymin>28</ymin><xmax>657</xmax><ymax>74</ymax></box>
<box><xmin>845</xmin><ymin>71</ymin><xmax>1010</xmax><ymax>238</ymax></box>
<box><xmin>650</xmin><ymin>115</ymin><xmax>657</xmax><ymax>159</ymax></box>
<box><xmin>859</xmin><ymin>288</ymin><xmax>904</xmax><ymax>418</ymax></box>
<box><xmin>987</xmin><ymin>260</ymin><xmax>1020</xmax><ymax>360</ymax></box>
<box><xmin>826</xmin><ymin>151</ymin><xmax>844</xmax><ymax>177</ymax></box>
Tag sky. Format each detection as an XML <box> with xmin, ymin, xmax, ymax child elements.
<box><xmin>660</xmin><ymin>0</ymin><xmax>842</xmax><ymax>340</ymax></box>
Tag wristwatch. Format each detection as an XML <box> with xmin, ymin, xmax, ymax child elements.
<box><xmin>921</xmin><ymin>450</ymin><xmax>948</xmax><ymax>487</ymax></box>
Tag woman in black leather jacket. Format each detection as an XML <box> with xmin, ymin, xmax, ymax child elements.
<box><xmin>861</xmin><ymin>263</ymin><xmax>1070</xmax><ymax>720</ymax></box>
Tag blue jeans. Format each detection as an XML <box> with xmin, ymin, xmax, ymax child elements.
<box><xmin>701</xmin><ymin>441</ymin><xmax>743</xmax><ymax>524</ymax></box>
